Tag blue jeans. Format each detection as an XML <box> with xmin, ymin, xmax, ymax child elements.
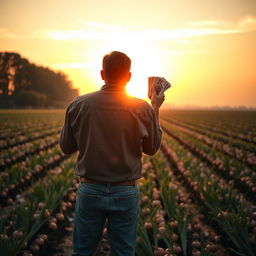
<box><xmin>72</xmin><ymin>181</ymin><xmax>140</xmax><ymax>256</ymax></box>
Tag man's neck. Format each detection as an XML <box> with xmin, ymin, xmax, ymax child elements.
<box><xmin>105</xmin><ymin>81</ymin><xmax>126</xmax><ymax>87</ymax></box>
<box><xmin>101</xmin><ymin>83</ymin><xmax>127</xmax><ymax>93</ymax></box>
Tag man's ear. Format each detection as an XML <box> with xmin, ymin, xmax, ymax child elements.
<box><xmin>100</xmin><ymin>70</ymin><xmax>105</xmax><ymax>80</ymax></box>
<box><xmin>127</xmin><ymin>72</ymin><xmax>132</xmax><ymax>82</ymax></box>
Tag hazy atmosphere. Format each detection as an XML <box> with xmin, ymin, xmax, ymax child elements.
<box><xmin>1</xmin><ymin>0</ymin><xmax>256</xmax><ymax>108</ymax></box>
<box><xmin>1</xmin><ymin>2</ymin><xmax>256</xmax><ymax>255</ymax></box>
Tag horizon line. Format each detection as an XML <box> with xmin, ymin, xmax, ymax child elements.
<box><xmin>161</xmin><ymin>104</ymin><xmax>256</xmax><ymax>110</ymax></box>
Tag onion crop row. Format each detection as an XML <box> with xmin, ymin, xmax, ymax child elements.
<box><xmin>161</xmin><ymin>121</ymin><xmax>256</xmax><ymax>201</ymax></box>
<box><xmin>0</xmin><ymin>127</ymin><xmax>61</xmax><ymax>150</ymax></box>
<box><xmin>0</xmin><ymin>145</ymin><xmax>69</xmax><ymax>206</ymax></box>
<box><xmin>161</xmin><ymin>117</ymin><xmax>256</xmax><ymax>156</ymax></box>
<box><xmin>151</xmin><ymin>152</ymin><xmax>228</xmax><ymax>256</ymax></box>
<box><xmin>162</xmin><ymin>115</ymin><xmax>256</xmax><ymax>145</ymax></box>
<box><xmin>0</xmin><ymin>122</ymin><xmax>61</xmax><ymax>141</ymax></box>
<box><xmin>160</xmin><ymin>111</ymin><xmax>256</xmax><ymax>139</ymax></box>
<box><xmin>0</xmin><ymin>135</ymin><xmax>59</xmax><ymax>172</ymax></box>
<box><xmin>0</xmin><ymin>155</ymin><xmax>76</xmax><ymax>256</ymax></box>
<box><xmin>136</xmin><ymin>154</ymin><xmax>226</xmax><ymax>256</ymax></box>
<box><xmin>161</xmin><ymin>135</ymin><xmax>256</xmax><ymax>256</ymax></box>
<box><xmin>137</xmin><ymin>159</ymin><xmax>184</xmax><ymax>255</ymax></box>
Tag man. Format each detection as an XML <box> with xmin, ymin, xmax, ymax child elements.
<box><xmin>59</xmin><ymin>51</ymin><xmax>165</xmax><ymax>256</ymax></box>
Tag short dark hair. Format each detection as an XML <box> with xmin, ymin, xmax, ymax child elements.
<box><xmin>102</xmin><ymin>51</ymin><xmax>131</xmax><ymax>83</ymax></box>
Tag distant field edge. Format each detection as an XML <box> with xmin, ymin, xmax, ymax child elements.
<box><xmin>0</xmin><ymin>109</ymin><xmax>66</xmax><ymax>113</ymax></box>
<box><xmin>161</xmin><ymin>108</ymin><xmax>256</xmax><ymax>112</ymax></box>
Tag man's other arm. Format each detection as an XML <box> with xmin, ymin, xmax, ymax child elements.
<box><xmin>59</xmin><ymin>103</ymin><xmax>78</xmax><ymax>154</ymax></box>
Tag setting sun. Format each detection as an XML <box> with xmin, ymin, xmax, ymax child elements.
<box><xmin>126</xmin><ymin>78</ymin><xmax>148</xmax><ymax>99</ymax></box>
<box><xmin>95</xmin><ymin>36</ymin><xmax>166</xmax><ymax>99</ymax></box>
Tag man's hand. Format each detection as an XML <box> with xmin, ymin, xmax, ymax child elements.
<box><xmin>151</xmin><ymin>90</ymin><xmax>165</xmax><ymax>110</ymax></box>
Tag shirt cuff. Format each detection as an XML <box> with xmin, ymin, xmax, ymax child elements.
<box><xmin>157</xmin><ymin>124</ymin><xmax>162</xmax><ymax>132</ymax></box>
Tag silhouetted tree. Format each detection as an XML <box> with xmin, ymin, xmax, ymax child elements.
<box><xmin>0</xmin><ymin>52</ymin><xmax>23</xmax><ymax>95</ymax></box>
<box><xmin>0</xmin><ymin>52</ymin><xmax>79</xmax><ymax>108</ymax></box>
<box><xmin>15</xmin><ymin>90</ymin><xmax>47</xmax><ymax>108</ymax></box>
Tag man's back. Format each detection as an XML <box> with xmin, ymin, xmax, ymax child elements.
<box><xmin>60</xmin><ymin>84</ymin><xmax>162</xmax><ymax>183</ymax></box>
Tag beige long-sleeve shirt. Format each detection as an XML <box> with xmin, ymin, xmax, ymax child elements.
<box><xmin>59</xmin><ymin>84</ymin><xmax>162</xmax><ymax>183</ymax></box>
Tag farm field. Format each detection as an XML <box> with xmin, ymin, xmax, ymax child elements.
<box><xmin>0</xmin><ymin>109</ymin><xmax>255</xmax><ymax>256</ymax></box>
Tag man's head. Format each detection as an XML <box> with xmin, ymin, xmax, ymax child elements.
<box><xmin>101</xmin><ymin>51</ymin><xmax>131</xmax><ymax>85</ymax></box>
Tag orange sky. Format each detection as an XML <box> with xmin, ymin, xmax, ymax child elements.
<box><xmin>1</xmin><ymin>0</ymin><xmax>256</xmax><ymax>108</ymax></box>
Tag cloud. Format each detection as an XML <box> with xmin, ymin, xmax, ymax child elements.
<box><xmin>83</xmin><ymin>21</ymin><xmax>122</xmax><ymax>31</ymax></box>
<box><xmin>238</xmin><ymin>16</ymin><xmax>256</xmax><ymax>30</ymax></box>
<box><xmin>0</xmin><ymin>28</ymin><xmax>19</xmax><ymax>39</ymax></box>
<box><xmin>186</xmin><ymin>20</ymin><xmax>222</xmax><ymax>27</ymax></box>
<box><xmin>51</xmin><ymin>62</ymin><xmax>93</xmax><ymax>69</ymax></box>
<box><xmin>1</xmin><ymin>16</ymin><xmax>255</xmax><ymax>41</ymax></box>
<box><xmin>46</xmin><ymin>16</ymin><xmax>256</xmax><ymax>41</ymax></box>
<box><xmin>0</xmin><ymin>28</ymin><xmax>46</xmax><ymax>40</ymax></box>
<box><xmin>185</xmin><ymin>16</ymin><xmax>256</xmax><ymax>35</ymax></box>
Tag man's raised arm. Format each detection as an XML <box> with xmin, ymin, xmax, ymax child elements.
<box><xmin>142</xmin><ymin>91</ymin><xmax>165</xmax><ymax>156</ymax></box>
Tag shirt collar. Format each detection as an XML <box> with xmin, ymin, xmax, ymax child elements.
<box><xmin>100</xmin><ymin>83</ymin><xmax>126</xmax><ymax>93</ymax></box>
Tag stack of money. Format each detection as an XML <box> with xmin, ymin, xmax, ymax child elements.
<box><xmin>148</xmin><ymin>77</ymin><xmax>171</xmax><ymax>99</ymax></box>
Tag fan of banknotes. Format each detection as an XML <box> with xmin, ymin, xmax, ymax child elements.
<box><xmin>148</xmin><ymin>76</ymin><xmax>172</xmax><ymax>99</ymax></box>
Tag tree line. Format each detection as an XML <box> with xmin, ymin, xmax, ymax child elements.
<box><xmin>0</xmin><ymin>52</ymin><xmax>79</xmax><ymax>108</ymax></box>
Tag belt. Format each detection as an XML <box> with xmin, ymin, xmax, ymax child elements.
<box><xmin>80</xmin><ymin>177</ymin><xmax>136</xmax><ymax>186</ymax></box>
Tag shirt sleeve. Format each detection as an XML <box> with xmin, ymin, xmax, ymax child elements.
<box><xmin>59</xmin><ymin>102</ymin><xmax>78</xmax><ymax>154</ymax></box>
<box><xmin>141</xmin><ymin>107</ymin><xmax>162</xmax><ymax>156</ymax></box>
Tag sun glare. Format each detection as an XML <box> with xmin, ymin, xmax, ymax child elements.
<box><xmin>88</xmin><ymin>34</ymin><xmax>165</xmax><ymax>99</ymax></box>
<box><xmin>117</xmin><ymin>39</ymin><xmax>164</xmax><ymax>99</ymax></box>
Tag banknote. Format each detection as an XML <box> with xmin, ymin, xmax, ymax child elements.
<box><xmin>148</xmin><ymin>76</ymin><xmax>171</xmax><ymax>99</ymax></box>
